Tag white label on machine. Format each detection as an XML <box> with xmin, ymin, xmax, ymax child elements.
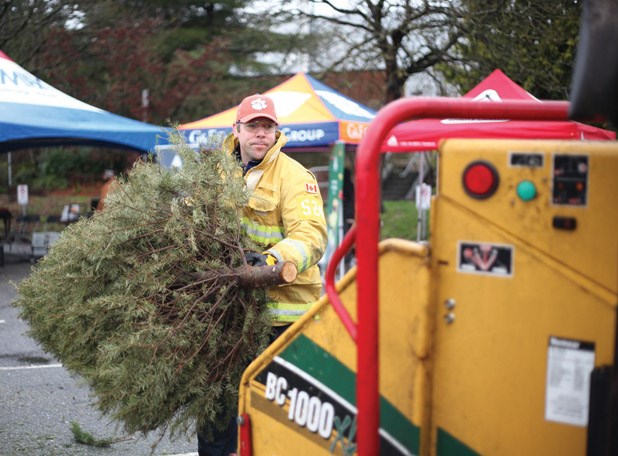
<box><xmin>544</xmin><ymin>336</ymin><xmax>595</xmax><ymax>427</ymax></box>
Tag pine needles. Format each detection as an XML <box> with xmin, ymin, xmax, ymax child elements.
<box><xmin>70</xmin><ymin>421</ymin><xmax>118</xmax><ymax>447</ymax></box>
<box><xmin>14</xmin><ymin>135</ymin><xmax>272</xmax><ymax>440</ymax></box>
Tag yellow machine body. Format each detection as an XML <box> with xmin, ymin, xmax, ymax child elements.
<box><xmin>430</xmin><ymin>139</ymin><xmax>617</xmax><ymax>455</ymax></box>
<box><xmin>238</xmin><ymin>139</ymin><xmax>618</xmax><ymax>455</ymax></box>
<box><xmin>239</xmin><ymin>239</ymin><xmax>432</xmax><ymax>456</ymax></box>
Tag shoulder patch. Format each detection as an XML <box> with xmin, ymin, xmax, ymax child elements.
<box><xmin>305</xmin><ymin>183</ymin><xmax>319</xmax><ymax>194</ymax></box>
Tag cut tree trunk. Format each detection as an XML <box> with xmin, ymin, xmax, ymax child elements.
<box><xmin>192</xmin><ymin>261</ymin><xmax>298</xmax><ymax>289</ymax></box>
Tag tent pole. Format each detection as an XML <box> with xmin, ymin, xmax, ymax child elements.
<box><xmin>321</xmin><ymin>142</ymin><xmax>345</xmax><ymax>281</ymax></box>
<box><xmin>416</xmin><ymin>153</ymin><xmax>424</xmax><ymax>242</ymax></box>
<box><xmin>8</xmin><ymin>151</ymin><xmax>12</xmax><ymax>188</ymax></box>
<box><xmin>338</xmin><ymin>201</ymin><xmax>345</xmax><ymax>277</ymax></box>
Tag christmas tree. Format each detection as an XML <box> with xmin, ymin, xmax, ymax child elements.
<box><xmin>15</xmin><ymin>135</ymin><xmax>279</xmax><ymax>440</ymax></box>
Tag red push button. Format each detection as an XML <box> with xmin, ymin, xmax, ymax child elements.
<box><xmin>462</xmin><ymin>161</ymin><xmax>499</xmax><ymax>199</ymax></box>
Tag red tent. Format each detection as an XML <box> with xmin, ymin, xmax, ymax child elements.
<box><xmin>382</xmin><ymin>69</ymin><xmax>615</xmax><ymax>152</ymax></box>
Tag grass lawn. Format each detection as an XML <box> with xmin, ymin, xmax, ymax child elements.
<box><xmin>381</xmin><ymin>200</ymin><xmax>430</xmax><ymax>241</ymax></box>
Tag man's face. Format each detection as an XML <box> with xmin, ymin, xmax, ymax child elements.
<box><xmin>233</xmin><ymin>117</ymin><xmax>277</xmax><ymax>164</ymax></box>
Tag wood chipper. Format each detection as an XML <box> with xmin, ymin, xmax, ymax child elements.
<box><xmin>233</xmin><ymin>97</ymin><xmax>617</xmax><ymax>456</ymax></box>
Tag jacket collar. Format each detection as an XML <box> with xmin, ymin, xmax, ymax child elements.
<box><xmin>222</xmin><ymin>131</ymin><xmax>288</xmax><ymax>191</ymax></box>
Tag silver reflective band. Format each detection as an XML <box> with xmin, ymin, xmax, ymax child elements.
<box><xmin>272</xmin><ymin>308</ymin><xmax>307</xmax><ymax>317</ymax></box>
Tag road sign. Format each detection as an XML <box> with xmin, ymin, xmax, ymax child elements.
<box><xmin>17</xmin><ymin>184</ymin><xmax>28</xmax><ymax>206</ymax></box>
<box><xmin>416</xmin><ymin>183</ymin><xmax>431</xmax><ymax>210</ymax></box>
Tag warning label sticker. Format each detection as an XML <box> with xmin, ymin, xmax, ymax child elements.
<box><xmin>457</xmin><ymin>241</ymin><xmax>513</xmax><ymax>277</ymax></box>
<box><xmin>545</xmin><ymin>336</ymin><xmax>595</xmax><ymax>427</ymax></box>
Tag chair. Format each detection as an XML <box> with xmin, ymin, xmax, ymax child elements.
<box><xmin>31</xmin><ymin>232</ymin><xmax>48</xmax><ymax>259</ymax></box>
<box><xmin>7</xmin><ymin>214</ymin><xmax>40</xmax><ymax>244</ymax></box>
<box><xmin>31</xmin><ymin>231</ymin><xmax>62</xmax><ymax>262</ymax></box>
<box><xmin>43</xmin><ymin>214</ymin><xmax>63</xmax><ymax>232</ymax></box>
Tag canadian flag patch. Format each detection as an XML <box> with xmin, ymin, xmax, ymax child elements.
<box><xmin>305</xmin><ymin>183</ymin><xmax>319</xmax><ymax>194</ymax></box>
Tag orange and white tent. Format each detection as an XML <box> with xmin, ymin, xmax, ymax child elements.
<box><xmin>180</xmin><ymin>72</ymin><xmax>376</xmax><ymax>150</ymax></box>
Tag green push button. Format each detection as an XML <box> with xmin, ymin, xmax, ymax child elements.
<box><xmin>516</xmin><ymin>180</ymin><xmax>536</xmax><ymax>201</ymax></box>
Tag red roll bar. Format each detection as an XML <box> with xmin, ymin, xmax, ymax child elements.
<box><xmin>324</xmin><ymin>97</ymin><xmax>571</xmax><ymax>456</ymax></box>
<box><xmin>325</xmin><ymin>224</ymin><xmax>358</xmax><ymax>342</ymax></box>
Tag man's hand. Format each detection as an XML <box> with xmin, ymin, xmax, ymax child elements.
<box><xmin>245</xmin><ymin>251</ymin><xmax>277</xmax><ymax>267</ymax></box>
<box><xmin>245</xmin><ymin>251</ymin><xmax>268</xmax><ymax>266</ymax></box>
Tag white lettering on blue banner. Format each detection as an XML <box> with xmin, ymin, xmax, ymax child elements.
<box><xmin>187</xmin><ymin>129</ymin><xmax>227</xmax><ymax>146</ymax></box>
<box><xmin>281</xmin><ymin>127</ymin><xmax>325</xmax><ymax>143</ymax></box>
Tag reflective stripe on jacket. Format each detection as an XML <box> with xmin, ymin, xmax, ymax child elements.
<box><xmin>222</xmin><ymin>132</ymin><xmax>327</xmax><ymax>324</ymax></box>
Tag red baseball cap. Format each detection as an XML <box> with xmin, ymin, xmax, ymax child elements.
<box><xmin>236</xmin><ymin>94</ymin><xmax>278</xmax><ymax>124</ymax></box>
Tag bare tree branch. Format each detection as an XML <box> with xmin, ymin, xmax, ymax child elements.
<box><xmin>263</xmin><ymin>0</ymin><xmax>464</xmax><ymax>103</ymax></box>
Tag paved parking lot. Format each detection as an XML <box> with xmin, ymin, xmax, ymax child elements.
<box><xmin>0</xmin><ymin>246</ymin><xmax>198</xmax><ymax>456</ymax></box>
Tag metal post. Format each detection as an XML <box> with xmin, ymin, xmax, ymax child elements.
<box><xmin>8</xmin><ymin>151</ymin><xmax>12</xmax><ymax>188</ymax></box>
<box><xmin>338</xmin><ymin>201</ymin><xmax>345</xmax><ymax>277</ymax></box>
<box><xmin>416</xmin><ymin>153</ymin><xmax>425</xmax><ymax>242</ymax></box>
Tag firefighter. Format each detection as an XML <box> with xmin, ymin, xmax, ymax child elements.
<box><xmin>197</xmin><ymin>94</ymin><xmax>327</xmax><ymax>456</ymax></box>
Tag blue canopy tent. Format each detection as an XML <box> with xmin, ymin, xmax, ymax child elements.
<box><xmin>0</xmin><ymin>50</ymin><xmax>168</xmax><ymax>153</ymax></box>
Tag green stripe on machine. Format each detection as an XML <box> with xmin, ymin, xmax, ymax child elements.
<box><xmin>437</xmin><ymin>428</ymin><xmax>480</xmax><ymax>456</ymax></box>
<box><xmin>279</xmin><ymin>334</ymin><xmax>421</xmax><ymax>454</ymax></box>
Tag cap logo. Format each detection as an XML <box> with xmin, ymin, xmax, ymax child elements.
<box><xmin>237</xmin><ymin>94</ymin><xmax>277</xmax><ymax>123</ymax></box>
<box><xmin>251</xmin><ymin>98</ymin><xmax>268</xmax><ymax>111</ymax></box>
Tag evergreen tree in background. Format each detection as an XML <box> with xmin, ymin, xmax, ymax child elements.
<box><xmin>2</xmin><ymin>0</ymin><xmax>586</xmax><ymax>119</ymax></box>
<box><xmin>1</xmin><ymin>0</ymin><xmax>290</xmax><ymax>124</ymax></box>
<box><xmin>442</xmin><ymin>0</ymin><xmax>582</xmax><ymax>99</ymax></box>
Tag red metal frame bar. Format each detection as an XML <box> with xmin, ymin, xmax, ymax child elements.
<box><xmin>326</xmin><ymin>97</ymin><xmax>571</xmax><ymax>456</ymax></box>
<box><xmin>238</xmin><ymin>413</ymin><xmax>252</xmax><ymax>455</ymax></box>
<box><xmin>325</xmin><ymin>224</ymin><xmax>358</xmax><ymax>342</ymax></box>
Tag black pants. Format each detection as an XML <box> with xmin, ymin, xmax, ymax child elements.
<box><xmin>197</xmin><ymin>324</ymin><xmax>290</xmax><ymax>456</ymax></box>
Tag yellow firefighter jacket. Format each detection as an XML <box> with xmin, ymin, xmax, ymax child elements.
<box><xmin>222</xmin><ymin>131</ymin><xmax>327</xmax><ymax>324</ymax></box>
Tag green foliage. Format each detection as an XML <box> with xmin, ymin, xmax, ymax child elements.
<box><xmin>2</xmin><ymin>0</ymin><xmax>298</xmax><ymax>125</ymax></box>
<box><xmin>70</xmin><ymin>421</ymin><xmax>115</xmax><ymax>448</ymax></box>
<box><xmin>15</xmin><ymin>133</ymin><xmax>272</xmax><ymax>440</ymax></box>
<box><xmin>30</xmin><ymin>174</ymin><xmax>69</xmax><ymax>192</ymax></box>
<box><xmin>0</xmin><ymin>0</ymin><xmax>79</xmax><ymax>67</ymax></box>
<box><xmin>444</xmin><ymin>1</ymin><xmax>582</xmax><ymax>99</ymax></box>
<box><xmin>37</xmin><ymin>149</ymin><xmax>91</xmax><ymax>176</ymax></box>
<box><xmin>5</xmin><ymin>147</ymin><xmax>138</xmax><ymax>193</ymax></box>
